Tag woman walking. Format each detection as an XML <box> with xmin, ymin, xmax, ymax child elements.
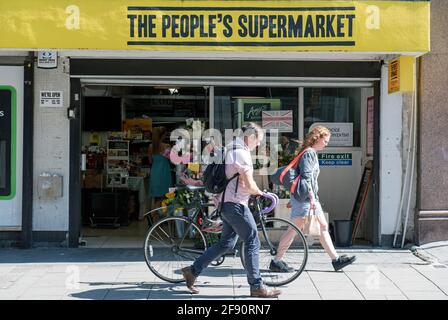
<box><xmin>271</xmin><ymin>125</ymin><xmax>356</xmax><ymax>272</ymax></box>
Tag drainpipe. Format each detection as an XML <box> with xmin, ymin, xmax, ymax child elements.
<box><xmin>392</xmin><ymin>59</ymin><xmax>418</xmax><ymax>248</ymax></box>
<box><xmin>392</xmin><ymin>95</ymin><xmax>413</xmax><ymax>247</ymax></box>
<box><xmin>21</xmin><ymin>52</ymin><xmax>34</xmax><ymax>249</ymax></box>
<box><xmin>401</xmin><ymin>60</ymin><xmax>418</xmax><ymax>248</ymax></box>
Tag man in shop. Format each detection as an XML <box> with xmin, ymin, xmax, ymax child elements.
<box><xmin>180</xmin><ymin>123</ymin><xmax>282</xmax><ymax>298</ymax></box>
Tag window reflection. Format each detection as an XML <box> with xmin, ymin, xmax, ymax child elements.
<box><xmin>0</xmin><ymin>141</ymin><xmax>5</xmax><ymax>189</ymax></box>
<box><xmin>304</xmin><ymin>88</ymin><xmax>362</xmax><ymax>147</ymax></box>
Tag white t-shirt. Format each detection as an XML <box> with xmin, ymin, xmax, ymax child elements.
<box><xmin>224</xmin><ymin>138</ymin><xmax>253</xmax><ymax>206</ymax></box>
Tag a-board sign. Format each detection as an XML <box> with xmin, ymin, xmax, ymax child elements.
<box><xmin>350</xmin><ymin>160</ymin><xmax>374</xmax><ymax>241</ymax></box>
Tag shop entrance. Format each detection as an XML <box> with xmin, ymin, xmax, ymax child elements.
<box><xmin>79</xmin><ymin>85</ymin><xmax>209</xmax><ymax>248</ymax></box>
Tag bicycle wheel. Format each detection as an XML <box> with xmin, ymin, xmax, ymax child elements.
<box><xmin>240</xmin><ymin>217</ymin><xmax>308</xmax><ymax>286</ymax></box>
<box><xmin>144</xmin><ymin>216</ymin><xmax>207</xmax><ymax>283</ymax></box>
<box><xmin>144</xmin><ymin>206</ymin><xmax>173</xmax><ymax>227</ymax></box>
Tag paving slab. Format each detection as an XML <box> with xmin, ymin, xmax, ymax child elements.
<box><xmin>2</xmin><ymin>246</ymin><xmax>448</xmax><ymax>300</ymax></box>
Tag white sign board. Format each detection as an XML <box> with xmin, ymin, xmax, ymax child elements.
<box><xmin>262</xmin><ymin>110</ymin><xmax>293</xmax><ymax>132</ymax></box>
<box><xmin>310</xmin><ymin>122</ymin><xmax>353</xmax><ymax>147</ymax></box>
<box><xmin>37</xmin><ymin>51</ymin><xmax>57</xmax><ymax>69</ymax></box>
<box><xmin>40</xmin><ymin>91</ymin><xmax>63</xmax><ymax>107</ymax></box>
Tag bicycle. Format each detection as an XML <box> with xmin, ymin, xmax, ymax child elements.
<box><xmin>143</xmin><ymin>185</ymin><xmax>228</xmax><ymax>270</ymax></box>
<box><xmin>143</xmin><ymin>185</ymin><xmax>308</xmax><ymax>286</ymax></box>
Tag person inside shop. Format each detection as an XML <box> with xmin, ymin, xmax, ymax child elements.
<box><xmin>180</xmin><ymin>122</ymin><xmax>282</xmax><ymax>298</ymax></box>
<box><xmin>176</xmin><ymin>135</ymin><xmax>228</xmax><ymax>233</ymax></box>
<box><xmin>280</xmin><ymin>134</ymin><xmax>300</xmax><ymax>157</ymax></box>
<box><xmin>272</xmin><ymin>125</ymin><xmax>357</xmax><ymax>272</ymax></box>
<box><xmin>148</xmin><ymin>126</ymin><xmax>173</xmax><ymax>221</ymax></box>
<box><xmin>178</xmin><ymin>135</ymin><xmax>222</xmax><ymax>185</ymax></box>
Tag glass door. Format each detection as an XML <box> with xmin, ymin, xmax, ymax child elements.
<box><xmin>303</xmin><ymin>87</ymin><xmax>374</xmax><ymax>235</ymax></box>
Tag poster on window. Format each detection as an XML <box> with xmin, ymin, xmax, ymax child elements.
<box><xmin>310</xmin><ymin>122</ymin><xmax>353</xmax><ymax>147</ymax></box>
<box><xmin>237</xmin><ymin>98</ymin><xmax>281</xmax><ymax>125</ymax></box>
<box><xmin>366</xmin><ymin>97</ymin><xmax>374</xmax><ymax>156</ymax></box>
<box><xmin>262</xmin><ymin>110</ymin><xmax>293</xmax><ymax>133</ymax></box>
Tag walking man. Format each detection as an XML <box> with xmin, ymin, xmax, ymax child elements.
<box><xmin>181</xmin><ymin>123</ymin><xmax>281</xmax><ymax>298</ymax></box>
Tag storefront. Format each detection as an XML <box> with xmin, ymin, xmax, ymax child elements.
<box><xmin>0</xmin><ymin>1</ymin><xmax>430</xmax><ymax>248</ymax></box>
<box><xmin>0</xmin><ymin>57</ymin><xmax>31</xmax><ymax>246</ymax></box>
<box><xmin>67</xmin><ymin>59</ymin><xmax>380</xmax><ymax>247</ymax></box>
<box><xmin>0</xmin><ymin>70</ymin><xmax>22</xmax><ymax>221</ymax></box>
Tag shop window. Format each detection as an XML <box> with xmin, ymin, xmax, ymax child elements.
<box><xmin>124</xmin><ymin>86</ymin><xmax>207</xmax><ymax>119</ymax></box>
<box><xmin>0</xmin><ymin>88</ymin><xmax>12</xmax><ymax>197</ymax></box>
<box><xmin>0</xmin><ymin>140</ymin><xmax>5</xmax><ymax>190</ymax></box>
<box><xmin>304</xmin><ymin>88</ymin><xmax>362</xmax><ymax>147</ymax></box>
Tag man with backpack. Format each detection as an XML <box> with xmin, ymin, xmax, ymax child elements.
<box><xmin>181</xmin><ymin>123</ymin><xmax>282</xmax><ymax>298</ymax></box>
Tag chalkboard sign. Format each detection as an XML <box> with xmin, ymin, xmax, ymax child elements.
<box><xmin>243</xmin><ymin>103</ymin><xmax>270</xmax><ymax>122</ymax></box>
<box><xmin>350</xmin><ymin>160</ymin><xmax>373</xmax><ymax>242</ymax></box>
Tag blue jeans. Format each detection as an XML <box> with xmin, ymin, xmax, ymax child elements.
<box><xmin>191</xmin><ymin>202</ymin><xmax>263</xmax><ymax>290</ymax></box>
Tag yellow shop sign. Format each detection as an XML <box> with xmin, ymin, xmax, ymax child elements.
<box><xmin>0</xmin><ymin>1</ymin><xmax>430</xmax><ymax>53</ymax></box>
<box><xmin>388</xmin><ymin>56</ymin><xmax>416</xmax><ymax>94</ymax></box>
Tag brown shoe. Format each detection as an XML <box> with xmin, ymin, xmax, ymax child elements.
<box><xmin>250</xmin><ymin>286</ymin><xmax>282</xmax><ymax>298</ymax></box>
<box><xmin>181</xmin><ymin>267</ymin><xmax>199</xmax><ymax>294</ymax></box>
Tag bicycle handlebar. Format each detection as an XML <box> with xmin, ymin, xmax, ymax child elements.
<box><xmin>175</xmin><ymin>183</ymin><xmax>279</xmax><ymax>214</ymax></box>
<box><xmin>259</xmin><ymin>192</ymin><xmax>279</xmax><ymax>215</ymax></box>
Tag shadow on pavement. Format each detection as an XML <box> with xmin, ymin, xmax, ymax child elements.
<box><xmin>0</xmin><ymin>248</ymin><xmax>145</xmax><ymax>263</ymax></box>
<box><xmin>304</xmin><ymin>269</ymin><xmax>336</xmax><ymax>273</ymax></box>
<box><xmin>68</xmin><ymin>281</ymin><xmax>237</xmax><ymax>300</ymax></box>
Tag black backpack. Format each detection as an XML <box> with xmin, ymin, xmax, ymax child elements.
<box><xmin>202</xmin><ymin>145</ymin><xmax>239</xmax><ymax>196</ymax></box>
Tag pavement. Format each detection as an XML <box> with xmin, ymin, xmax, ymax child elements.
<box><xmin>0</xmin><ymin>242</ymin><xmax>448</xmax><ymax>301</ymax></box>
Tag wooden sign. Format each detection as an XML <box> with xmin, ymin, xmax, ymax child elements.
<box><xmin>350</xmin><ymin>160</ymin><xmax>374</xmax><ymax>242</ymax></box>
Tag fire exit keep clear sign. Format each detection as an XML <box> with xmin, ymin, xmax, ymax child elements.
<box><xmin>318</xmin><ymin>153</ymin><xmax>352</xmax><ymax>166</ymax></box>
